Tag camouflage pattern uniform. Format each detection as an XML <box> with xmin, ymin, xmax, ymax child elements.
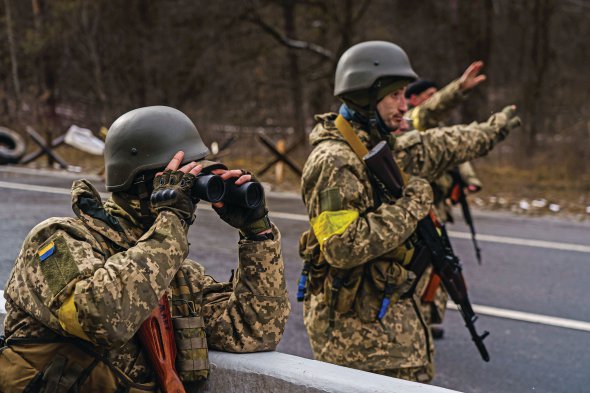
<box><xmin>299</xmin><ymin>109</ymin><xmax>513</xmax><ymax>382</ymax></box>
<box><xmin>1</xmin><ymin>179</ymin><xmax>289</xmax><ymax>391</ymax></box>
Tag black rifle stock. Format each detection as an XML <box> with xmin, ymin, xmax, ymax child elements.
<box><xmin>450</xmin><ymin>169</ymin><xmax>482</xmax><ymax>264</ymax></box>
<box><xmin>363</xmin><ymin>141</ymin><xmax>490</xmax><ymax>362</ymax></box>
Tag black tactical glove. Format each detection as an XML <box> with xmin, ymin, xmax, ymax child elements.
<box><xmin>488</xmin><ymin>105</ymin><xmax>521</xmax><ymax>142</ymax></box>
<box><xmin>213</xmin><ymin>175</ymin><xmax>272</xmax><ymax>239</ymax></box>
<box><xmin>151</xmin><ymin>170</ymin><xmax>198</xmax><ymax>227</ymax></box>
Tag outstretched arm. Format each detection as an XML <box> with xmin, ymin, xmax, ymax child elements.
<box><xmin>397</xmin><ymin>106</ymin><xmax>520</xmax><ymax>181</ymax></box>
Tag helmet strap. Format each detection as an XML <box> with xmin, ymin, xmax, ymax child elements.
<box><xmin>367</xmin><ymin>81</ymin><xmax>380</xmax><ymax>130</ymax></box>
<box><xmin>368</xmin><ymin>79</ymin><xmax>397</xmax><ymax>137</ymax></box>
<box><xmin>133</xmin><ymin>174</ymin><xmax>156</xmax><ymax>228</ymax></box>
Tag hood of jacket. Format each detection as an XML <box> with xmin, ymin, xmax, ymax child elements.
<box><xmin>70</xmin><ymin>179</ymin><xmax>144</xmax><ymax>250</ymax></box>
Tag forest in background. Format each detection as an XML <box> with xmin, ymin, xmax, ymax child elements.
<box><xmin>1</xmin><ymin>0</ymin><xmax>589</xmax><ymax>215</ymax></box>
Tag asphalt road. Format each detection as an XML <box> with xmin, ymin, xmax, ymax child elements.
<box><xmin>1</xmin><ymin>167</ymin><xmax>589</xmax><ymax>393</ymax></box>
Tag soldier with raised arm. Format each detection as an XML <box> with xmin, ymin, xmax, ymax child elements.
<box><xmin>404</xmin><ymin>63</ymin><xmax>488</xmax><ymax>337</ymax></box>
<box><xmin>0</xmin><ymin>106</ymin><xmax>290</xmax><ymax>392</ymax></box>
<box><xmin>298</xmin><ymin>41</ymin><xmax>520</xmax><ymax>382</ymax></box>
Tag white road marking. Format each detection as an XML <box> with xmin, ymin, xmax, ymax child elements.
<box><xmin>0</xmin><ymin>180</ymin><xmax>109</xmax><ymax>198</ymax></box>
<box><xmin>446</xmin><ymin>302</ymin><xmax>590</xmax><ymax>332</ymax></box>
<box><xmin>0</xmin><ymin>166</ymin><xmax>102</xmax><ymax>181</ymax></box>
<box><xmin>447</xmin><ymin>230</ymin><xmax>590</xmax><ymax>254</ymax></box>
<box><xmin>1</xmin><ymin>180</ymin><xmax>589</xmax><ymax>255</ymax></box>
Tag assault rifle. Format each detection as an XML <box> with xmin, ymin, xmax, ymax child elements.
<box><xmin>364</xmin><ymin>141</ymin><xmax>490</xmax><ymax>362</ymax></box>
<box><xmin>449</xmin><ymin>168</ymin><xmax>482</xmax><ymax>264</ymax></box>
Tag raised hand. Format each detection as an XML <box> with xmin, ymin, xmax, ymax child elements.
<box><xmin>459</xmin><ymin>61</ymin><xmax>487</xmax><ymax>92</ymax></box>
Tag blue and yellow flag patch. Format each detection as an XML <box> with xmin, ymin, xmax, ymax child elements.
<box><xmin>38</xmin><ymin>241</ymin><xmax>56</xmax><ymax>262</ymax></box>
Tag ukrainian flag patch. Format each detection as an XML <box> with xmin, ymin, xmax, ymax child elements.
<box><xmin>38</xmin><ymin>241</ymin><xmax>56</xmax><ymax>262</ymax></box>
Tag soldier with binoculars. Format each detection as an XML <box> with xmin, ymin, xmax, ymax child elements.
<box><xmin>0</xmin><ymin>106</ymin><xmax>290</xmax><ymax>392</ymax></box>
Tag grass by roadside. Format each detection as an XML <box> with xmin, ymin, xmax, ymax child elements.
<box><xmin>472</xmin><ymin>165</ymin><xmax>590</xmax><ymax>221</ymax></box>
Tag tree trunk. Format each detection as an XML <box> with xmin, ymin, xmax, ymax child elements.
<box><xmin>283</xmin><ymin>0</ymin><xmax>306</xmax><ymax>141</ymax></box>
<box><xmin>81</xmin><ymin>0</ymin><xmax>108</xmax><ymax>125</ymax></box>
<box><xmin>523</xmin><ymin>0</ymin><xmax>555</xmax><ymax>153</ymax></box>
<box><xmin>32</xmin><ymin>0</ymin><xmax>58</xmax><ymax>166</ymax></box>
<box><xmin>4</xmin><ymin>0</ymin><xmax>20</xmax><ymax>118</ymax></box>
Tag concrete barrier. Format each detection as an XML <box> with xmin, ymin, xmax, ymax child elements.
<box><xmin>195</xmin><ymin>351</ymin><xmax>460</xmax><ymax>393</ymax></box>
<box><xmin>0</xmin><ymin>312</ymin><xmax>457</xmax><ymax>392</ymax></box>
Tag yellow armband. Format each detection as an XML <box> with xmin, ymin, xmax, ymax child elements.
<box><xmin>410</xmin><ymin>107</ymin><xmax>426</xmax><ymax>131</ymax></box>
<box><xmin>58</xmin><ymin>293</ymin><xmax>92</xmax><ymax>342</ymax></box>
<box><xmin>311</xmin><ymin>210</ymin><xmax>359</xmax><ymax>249</ymax></box>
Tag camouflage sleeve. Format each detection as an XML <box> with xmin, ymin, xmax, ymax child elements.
<box><xmin>304</xmin><ymin>143</ymin><xmax>432</xmax><ymax>270</ymax></box>
<box><xmin>458</xmin><ymin>161</ymin><xmax>483</xmax><ymax>190</ymax></box>
<box><xmin>395</xmin><ymin>109</ymin><xmax>513</xmax><ymax>181</ymax></box>
<box><xmin>200</xmin><ymin>225</ymin><xmax>290</xmax><ymax>352</ymax></box>
<box><xmin>411</xmin><ymin>79</ymin><xmax>465</xmax><ymax>131</ymax></box>
<box><xmin>68</xmin><ymin>211</ymin><xmax>188</xmax><ymax>347</ymax></box>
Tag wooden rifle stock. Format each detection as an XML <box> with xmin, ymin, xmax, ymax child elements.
<box><xmin>138</xmin><ymin>295</ymin><xmax>186</xmax><ymax>393</ymax></box>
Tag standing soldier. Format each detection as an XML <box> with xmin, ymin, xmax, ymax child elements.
<box><xmin>404</xmin><ymin>64</ymin><xmax>487</xmax><ymax>338</ymax></box>
<box><xmin>298</xmin><ymin>41</ymin><xmax>520</xmax><ymax>382</ymax></box>
<box><xmin>0</xmin><ymin>106</ymin><xmax>290</xmax><ymax>392</ymax></box>
<box><xmin>405</xmin><ymin>61</ymin><xmax>486</xmax><ymax>224</ymax></box>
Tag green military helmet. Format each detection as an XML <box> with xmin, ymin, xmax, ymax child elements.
<box><xmin>104</xmin><ymin>106</ymin><xmax>210</xmax><ymax>192</ymax></box>
<box><xmin>334</xmin><ymin>41</ymin><xmax>418</xmax><ymax>112</ymax></box>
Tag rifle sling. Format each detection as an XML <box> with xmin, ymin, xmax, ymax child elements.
<box><xmin>334</xmin><ymin>115</ymin><xmax>369</xmax><ymax>159</ymax></box>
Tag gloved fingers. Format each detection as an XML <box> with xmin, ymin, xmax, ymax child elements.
<box><xmin>178</xmin><ymin>172</ymin><xmax>197</xmax><ymax>192</ymax></box>
<box><xmin>154</xmin><ymin>170</ymin><xmax>172</xmax><ymax>189</ymax></box>
<box><xmin>501</xmin><ymin>105</ymin><xmax>517</xmax><ymax>119</ymax></box>
<box><xmin>508</xmin><ymin>117</ymin><xmax>522</xmax><ymax>130</ymax></box>
<box><xmin>168</xmin><ymin>171</ymin><xmax>183</xmax><ymax>186</ymax></box>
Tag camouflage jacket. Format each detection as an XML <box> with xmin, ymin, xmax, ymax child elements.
<box><xmin>407</xmin><ymin>78</ymin><xmax>483</xmax><ymax>222</ymax></box>
<box><xmin>299</xmin><ymin>111</ymin><xmax>513</xmax><ymax>375</ymax></box>
<box><xmin>2</xmin><ymin>180</ymin><xmax>289</xmax><ymax>385</ymax></box>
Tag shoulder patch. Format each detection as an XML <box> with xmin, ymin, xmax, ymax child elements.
<box><xmin>38</xmin><ymin>241</ymin><xmax>56</xmax><ymax>262</ymax></box>
<box><xmin>39</xmin><ymin>236</ymin><xmax>80</xmax><ymax>295</ymax></box>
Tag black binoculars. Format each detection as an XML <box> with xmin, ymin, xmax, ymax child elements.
<box><xmin>192</xmin><ymin>174</ymin><xmax>264</xmax><ymax>209</ymax></box>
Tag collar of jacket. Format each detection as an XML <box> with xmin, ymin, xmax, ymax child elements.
<box><xmin>311</xmin><ymin>112</ymin><xmax>396</xmax><ymax>151</ymax></box>
<box><xmin>70</xmin><ymin>180</ymin><xmax>143</xmax><ymax>250</ymax></box>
